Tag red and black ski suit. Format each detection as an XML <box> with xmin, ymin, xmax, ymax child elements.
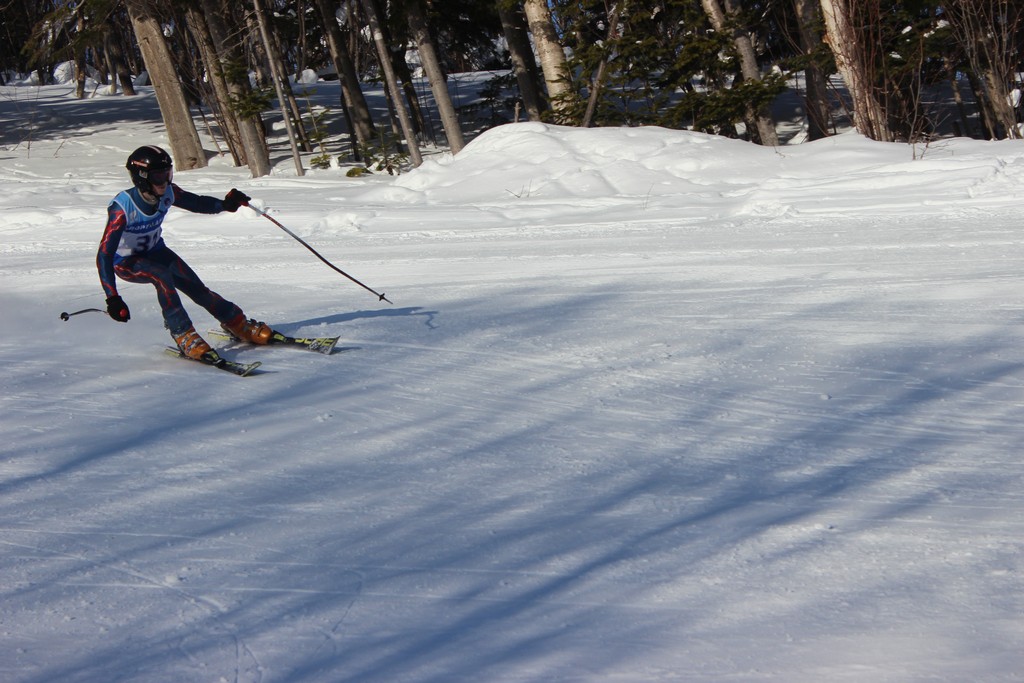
<box><xmin>97</xmin><ymin>184</ymin><xmax>243</xmax><ymax>336</ymax></box>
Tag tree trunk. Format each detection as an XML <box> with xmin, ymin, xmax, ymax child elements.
<box><xmin>73</xmin><ymin>51</ymin><xmax>88</xmax><ymax>99</ymax></box>
<box><xmin>792</xmin><ymin>0</ymin><xmax>830</xmax><ymax>140</ymax></box>
<box><xmin>942</xmin><ymin>54</ymin><xmax>972</xmax><ymax>137</ymax></box>
<box><xmin>406</xmin><ymin>0</ymin><xmax>464</xmax><ymax>153</ymax></box>
<box><xmin>198</xmin><ymin>0</ymin><xmax>271</xmax><ymax>177</ymax></box>
<box><xmin>581</xmin><ymin>2</ymin><xmax>623</xmax><ymax>128</ymax></box>
<box><xmin>252</xmin><ymin>0</ymin><xmax>306</xmax><ymax>176</ymax></box>
<box><xmin>74</xmin><ymin>5</ymin><xmax>87</xmax><ymax>99</ymax></box>
<box><xmin>253</xmin><ymin>1</ymin><xmax>313</xmax><ymax>152</ymax></box>
<box><xmin>389</xmin><ymin>41</ymin><xmax>428</xmax><ymax>138</ymax></box>
<box><xmin>964</xmin><ymin>70</ymin><xmax>998</xmax><ymax>139</ymax></box>
<box><xmin>701</xmin><ymin>0</ymin><xmax>778</xmax><ymax>145</ymax></box>
<box><xmin>314</xmin><ymin>0</ymin><xmax>376</xmax><ymax>152</ymax></box>
<box><xmin>124</xmin><ymin>0</ymin><xmax>207</xmax><ymax>169</ymax></box>
<box><xmin>183</xmin><ymin>5</ymin><xmax>243</xmax><ymax>166</ymax></box>
<box><xmin>295</xmin><ymin>0</ymin><xmax>309</xmax><ymax>81</ymax></box>
<box><xmin>980</xmin><ymin>66</ymin><xmax>1018</xmax><ymax>139</ymax></box>
<box><xmin>497</xmin><ymin>1</ymin><xmax>546</xmax><ymax>121</ymax></box>
<box><xmin>361</xmin><ymin>0</ymin><xmax>422</xmax><ymax>166</ymax></box>
<box><xmin>104</xmin><ymin>14</ymin><xmax>136</xmax><ymax>96</ymax></box>
<box><xmin>522</xmin><ymin>0</ymin><xmax>574</xmax><ymax>121</ymax></box>
<box><xmin>819</xmin><ymin>0</ymin><xmax>892</xmax><ymax>141</ymax></box>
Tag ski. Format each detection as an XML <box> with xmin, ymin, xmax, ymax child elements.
<box><xmin>164</xmin><ymin>347</ymin><xmax>262</xmax><ymax>376</ymax></box>
<box><xmin>208</xmin><ymin>329</ymin><xmax>343</xmax><ymax>355</ymax></box>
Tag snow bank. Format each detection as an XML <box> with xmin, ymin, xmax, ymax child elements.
<box><xmin>353</xmin><ymin>122</ymin><xmax>1024</xmax><ymax>230</ymax></box>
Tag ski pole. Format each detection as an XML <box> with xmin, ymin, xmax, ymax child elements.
<box><xmin>60</xmin><ymin>308</ymin><xmax>104</xmax><ymax>321</ymax></box>
<box><xmin>245</xmin><ymin>203</ymin><xmax>393</xmax><ymax>304</ymax></box>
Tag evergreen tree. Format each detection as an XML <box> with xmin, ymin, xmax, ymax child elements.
<box><xmin>552</xmin><ymin>0</ymin><xmax>785</xmax><ymax>139</ymax></box>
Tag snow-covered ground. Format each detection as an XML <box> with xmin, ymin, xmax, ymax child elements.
<box><xmin>2</xmin><ymin>80</ymin><xmax>1023</xmax><ymax>682</ymax></box>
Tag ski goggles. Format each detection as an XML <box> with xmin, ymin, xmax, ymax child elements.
<box><xmin>147</xmin><ymin>168</ymin><xmax>173</xmax><ymax>185</ymax></box>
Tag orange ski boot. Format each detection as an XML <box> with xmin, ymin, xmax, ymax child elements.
<box><xmin>222</xmin><ymin>314</ymin><xmax>274</xmax><ymax>345</ymax></box>
<box><xmin>173</xmin><ymin>326</ymin><xmax>215</xmax><ymax>360</ymax></box>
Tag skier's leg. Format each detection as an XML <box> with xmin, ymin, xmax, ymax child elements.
<box><xmin>115</xmin><ymin>254</ymin><xmax>215</xmax><ymax>359</ymax></box>
<box><xmin>114</xmin><ymin>256</ymin><xmax>193</xmax><ymax>335</ymax></box>
<box><xmin>150</xmin><ymin>247</ymin><xmax>244</xmax><ymax>322</ymax></box>
<box><xmin>158</xmin><ymin>247</ymin><xmax>273</xmax><ymax>344</ymax></box>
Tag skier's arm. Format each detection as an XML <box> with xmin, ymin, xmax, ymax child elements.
<box><xmin>171</xmin><ymin>184</ymin><xmax>250</xmax><ymax>214</ymax></box>
<box><xmin>97</xmin><ymin>204</ymin><xmax>125</xmax><ymax>298</ymax></box>
<box><xmin>170</xmin><ymin>183</ymin><xmax>223</xmax><ymax>214</ymax></box>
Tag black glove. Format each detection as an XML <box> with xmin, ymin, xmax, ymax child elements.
<box><xmin>222</xmin><ymin>188</ymin><xmax>251</xmax><ymax>212</ymax></box>
<box><xmin>106</xmin><ymin>295</ymin><xmax>130</xmax><ymax>322</ymax></box>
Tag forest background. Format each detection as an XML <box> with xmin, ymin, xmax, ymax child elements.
<box><xmin>1</xmin><ymin>0</ymin><xmax>1023</xmax><ymax>177</ymax></box>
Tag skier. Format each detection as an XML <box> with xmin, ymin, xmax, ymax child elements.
<box><xmin>97</xmin><ymin>145</ymin><xmax>274</xmax><ymax>360</ymax></box>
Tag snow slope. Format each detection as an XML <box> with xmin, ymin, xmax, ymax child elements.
<box><xmin>1</xmin><ymin>82</ymin><xmax>1023</xmax><ymax>682</ymax></box>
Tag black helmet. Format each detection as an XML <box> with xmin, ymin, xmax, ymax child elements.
<box><xmin>126</xmin><ymin>145</ymin><xmax>173</xmax><ymax>194</ymax></box>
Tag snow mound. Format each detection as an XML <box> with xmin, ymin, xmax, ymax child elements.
<box><xmin>383</xmin><ymin>123</ymin><xmax>777</xmax><ymax>204</ymax></box>
<box><xmin>359</xmin><ymin>123</ymin><xmax>1024</xmax><ymax>222</ymax></box>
